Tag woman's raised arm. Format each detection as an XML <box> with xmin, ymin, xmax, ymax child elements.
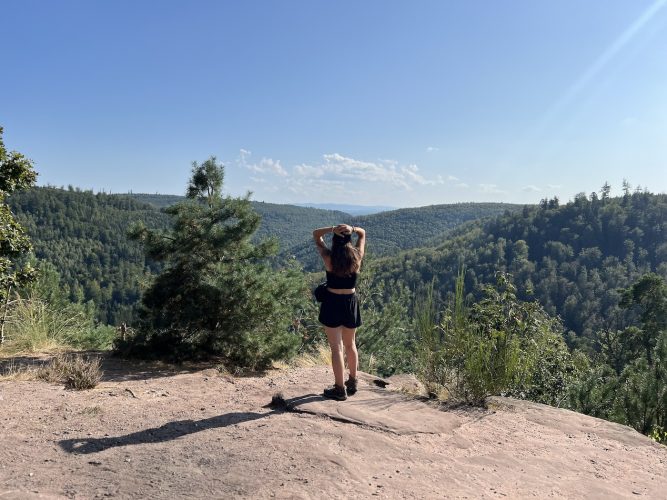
<box><xmin>313</xmin><ymin>226</ymin><xmax>334</xmax><ymax>258</ymax></box>
<box><xmin>352</xmin><ymin>226</ymin><xmax>366</xmax><ymax>258</ymax></box>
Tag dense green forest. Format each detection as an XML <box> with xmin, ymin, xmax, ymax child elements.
<box><xmin>373</xmin><ymin>189</ymin><xmax>667</xmax><ymax>345</ymax></box>
<box><xmin>8</xmin><ymin>187</ymin><xmax>514</xmax><ymax>323</ymax></box>
<box><xmin>8</xmin><ymin>187</ymin><xmax>171</xmax><ymax>325</ymax></box>
<box><xmin>9</xmin><ymin>185</ymin><xmax>665</xmax><ymax>346</ymax></box>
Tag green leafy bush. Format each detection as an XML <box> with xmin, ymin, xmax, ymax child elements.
<box><xmin>416</xmin><ymin>271</ymin><xmax>576</xmax><ymax>405</ymax></box>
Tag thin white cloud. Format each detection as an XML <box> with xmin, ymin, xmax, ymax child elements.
<box><xmin>522</xmin><ymin>185</ymin><xmax>542</xmax><ymax>192</ymax></box>
<box><xmin>249</xmin><ymin>158</ymin><xmax>288</xmax><ymax>177</ymax></box>
<box><xmin>238</xmin><ymin>150</ymin><xmax>454</xmax><ymax>200</ymax></box>
<box><xmin>479</xmin><ymin>183</ymin><xmax>506</xmax><ymax>194</ymax></box>
<box><xmin>447</xmin><ymin>175</ymin><xmax>459</xmax><ymax>181</ymax></box>
<box><xmin>426</xmin><ymin>146</ymin><xmax>439</xmax><ymax>152</ymax></box>
<box><xmin>378</xmin><ymin>158</ymin><xmax>399</xmax><ymax>167</ymax></box>
<box><xmin>547</xmin><ymin>183</ymin><xmax>563</xmax><ymax>189</ymax></box>
<box><xmin>286</xmin><ymin>177</ymin><xmax>349</xmax><ymax>195</ymax></box>
<box><xmin>238</xmin><ymin>149</ymin><xmax>288</xmax><ymax>177</ymax></box>
<box><xmin>320</xmin><ymin>153</ymin><xmax>408</xmax><ymax>187</ymax></box>
<box><xmin>403</xmin><ymin>164</ymin><xmax>440</xmax><ymax>186</ymax></box>
<box><xmin>293</xmin><ymin>163</ymin><xmax>324</xmax><ymax>177</ymax></box>
<box><xmin>456</xmin><ymin>182</ymin><xmax>469</xmax><ymax>188</ymax></box>
<box><xmin>292</xmin><ymin>153</ymin><xmax>443</xmax><ymax>191</ymax></box>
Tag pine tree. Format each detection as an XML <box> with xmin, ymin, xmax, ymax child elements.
<box><xmin>620</xmin><ymin>274</ymin><xmax>667</xmax><ymax>363</ymax></box>
<box><xmin>124</xmin><ymin>157</ymin><xmax>306</xmax><ymax>367</ymax></box>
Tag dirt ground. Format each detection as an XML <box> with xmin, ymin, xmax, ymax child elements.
<box><xmin>1</xmin><ymin>354</ymin><xmax>666</xmax><ymax>499</ymax></box>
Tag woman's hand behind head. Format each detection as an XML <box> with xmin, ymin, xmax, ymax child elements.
<box><xmin>334</xmin><ymin>224</ymin><xmax>352</xmax><ymax>236</ymax></box>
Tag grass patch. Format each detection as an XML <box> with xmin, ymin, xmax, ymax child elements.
<box><xmin>0</xmin><ymin>295</ymin><xmax>116</xmax><ymax>356</ymax></box>
<box><xmin>275</xmin><ymin>344</ymin><xmax>332</xmax><ymax>370</ymax></box>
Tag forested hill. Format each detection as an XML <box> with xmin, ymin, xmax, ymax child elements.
<box><xmin>373</xmin><ymin>190</ymin><xmax>667</xmax><ymax>343</ymax></box>
<box><xmin>8</xmin><ymin>187</ymin><xmax>172</xmax><ymax>324</ymax></box>
<box><xmin>288</xmin><ymin>202</ymin><xmax>521</xmax><ymax>270</ymax></box>
<box><xmin>128</xmin><ymin>193</ymin><xmax>521</xmax><ymax>271</ymax></box>
<box><xmin>348</xmin><ymin>203</ymin><xmax>519</xmax><ymax>254</ymax></box>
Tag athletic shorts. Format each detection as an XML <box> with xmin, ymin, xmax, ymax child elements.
<box><xmin>318</xmin><ymin>291</ymin><xmax>362</xmax><ymax>329</ymax></box>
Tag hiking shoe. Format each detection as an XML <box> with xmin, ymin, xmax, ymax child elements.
<box><xmin>322</xmin><ymin>384</ymin><xmax>347</xmax><ymax>401</ymax></box>
<box><xmin>345</xmin><ymin>376</ymin><xmax>358</xmax><ymax>396</ymax></box>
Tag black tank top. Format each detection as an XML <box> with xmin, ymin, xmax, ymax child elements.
<box><xmin>326</xmin><ymin>270</ymin><xmax>358</xmax><ymax>289</ymax></box>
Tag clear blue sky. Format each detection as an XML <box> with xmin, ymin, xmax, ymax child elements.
<box><xmin>2</xmin><ymin>0</ymin><xmax>666</xmax><ymax>207</ymax></box>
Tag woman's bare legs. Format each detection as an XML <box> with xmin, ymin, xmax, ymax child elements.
<box><xmin>342</xmin><ymin>327</ymin><xmax>358</xmax><ymax>379</ymax></box>
<box><xmin>325</xmin><ymin>326</ymin><xmax>345</xmax><ymax>387</ymax></box>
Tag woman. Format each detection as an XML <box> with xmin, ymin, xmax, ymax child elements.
<box><xmin>313</xmin><ymin>223</ymin><xmax>366</xmax><ymax>401</ymax></box>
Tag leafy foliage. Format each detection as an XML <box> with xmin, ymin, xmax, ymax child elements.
<box><xmin>0</xmin><ymin>126</ymin><xmax>38</xmax><ymax>300</ymax></box>
<box><xmin>354</xmin><ymin>264</ymin><xmax>415</xmax><ymax>376</ymax></box>
<box><xmin>416</xmin><ymin>271</ymin><xmax>578</xmax><ymax>405</ymax></box>
<box><xmin>568</xmin><ymin>274</ymin><xmax>667</xmax><ymax>443</ymax></box>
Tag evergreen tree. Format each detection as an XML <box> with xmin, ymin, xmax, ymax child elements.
<box><xmin>122</xmin><ymin>157</ymin><xmax>306</xmax><ymax>367</ymax></box>
<box><xmin>619</xmin><ymin>273</ymin><xmax>667</xmax><ymax>362</ymax></box>
<box><xmin>569</xmin><ymin>274</ymin><xmax>667</xmax><ymax>442</ymax></box>
<box><xmin>600</xmin><ymin>181</ymin><xmax>612</xmax><ymax>201</ymax></box>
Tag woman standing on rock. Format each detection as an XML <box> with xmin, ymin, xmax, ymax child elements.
<box><xmin>312</xmin><ymin>224</ymin><xmax>366</xmax><ymax>401</ymax></box>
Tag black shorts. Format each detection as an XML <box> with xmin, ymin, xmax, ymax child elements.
<box><xmin>318</xmin><ymin>291</ymin><xmax>362</xmax><ymax>329</ymax></box>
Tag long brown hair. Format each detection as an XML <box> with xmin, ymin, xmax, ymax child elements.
<box><xmin>328</xmin><ymin>233</ymin><xmax>361</xmax><ymax>276</ymax></box>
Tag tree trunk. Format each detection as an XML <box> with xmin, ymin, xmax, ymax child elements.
<box><xmin>0</xmin><ymin>284</ymin><xmax>12</xmax><ymax>345</ymax></box>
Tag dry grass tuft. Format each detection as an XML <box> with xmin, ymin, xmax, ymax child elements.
<box><xmin>37</xmin><ymin>354</ymin><xmax>102</xmax><ymax>390</ymax></box>
<box><xmin>289</xmin><ymin>344</ymin><xmax>332</xmax><ymax>368</ymax></box>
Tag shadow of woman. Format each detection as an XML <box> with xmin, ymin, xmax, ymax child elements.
<box><xmin>59</xmin><ymin>393</ymin><xmax>324</xmax><ymax>455</ymax></box>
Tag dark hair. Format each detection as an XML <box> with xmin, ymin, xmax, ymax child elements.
<box><xmin>329</xmin><ymin>233</ymin><xmax>361</xmax><ymax>276</ymax></box>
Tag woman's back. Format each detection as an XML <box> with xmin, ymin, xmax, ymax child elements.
<box><xmin>326</xmin><ymin>270</ymin><xmax>358</xmax><ymax>289</ymax></box>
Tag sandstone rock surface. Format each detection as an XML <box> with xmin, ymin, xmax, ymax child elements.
<box><xmin>1</xmin><ymin>358</ymin><xmax>665</xmax><ymax>499</ymax></box>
